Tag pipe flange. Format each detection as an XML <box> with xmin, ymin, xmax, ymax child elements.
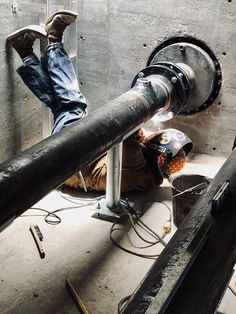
<box><xmin>132</xmin><ymin>62</ymin><xmax>191</xmax><ymax>114</ymax></box>
<box><xmin>148</xmin><ymin>40</ymin><xmax>221</xmax><ymax>114</ymax></box>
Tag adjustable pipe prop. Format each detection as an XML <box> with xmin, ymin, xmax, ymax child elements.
<box><xmin>105</xmin><ymin>143</ymin><xmax>123</xmax><ymax>209</ymax></box>
<box><xmin>122</xmin><ymin>149</ymin><xmax>236</xmax><ymax>314</ymax></box>
<box><xmin>0</xmin><ymin>62</ymin><xmax>192</xmax><ymax>230</ymax></box>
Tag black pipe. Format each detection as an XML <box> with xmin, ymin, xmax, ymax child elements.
<box><xmin>0</xmin><ymin>74</ymin><xmax>176</xmax><ymax>228</ymax></box>
<box><xmin>122</xmin><ymin>149</ymin><xmax>236</xmax><ymax>313</ymax></box>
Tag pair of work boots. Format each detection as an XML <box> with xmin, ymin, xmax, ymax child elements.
<box><xmin>7</xmin><ymin>10</ymin><xmax>77</xmax><ymax>59</ymax></box>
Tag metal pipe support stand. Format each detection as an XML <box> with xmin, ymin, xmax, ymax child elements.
<box><xmin>91</xmin><ymin>142</ymin><xmax>132</xmax><ymax>223</ymax></box>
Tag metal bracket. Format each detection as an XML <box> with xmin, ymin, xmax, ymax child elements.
<box><xmin>91</xmin><ymin>198</ymin><xmax>129</xmax><ymax>223</ymax></box>
<box><xmin>211</xmin><ymin>181</ymin><xmax>230</xmax><ymax>214</ymax></box>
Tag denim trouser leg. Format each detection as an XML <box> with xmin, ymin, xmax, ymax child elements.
<box><xmin>17</xmin><ymin>53</ymin><xmax>57</xmax><ymax>113</ymax></box>
<box><xmin>17</xmin><ymin>44</ymin><xmax>87</xmax><ymax>134</ymax></box>
<box><xmin>43</xmin><ymin>43</ymin><xmax>87</xmax><ymax>133</ymax></box>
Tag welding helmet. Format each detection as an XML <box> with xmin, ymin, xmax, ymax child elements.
<box><xmin>142</xmin><ymin>129</ymin><xmax>193</xmax><ymax>177</ymax></box>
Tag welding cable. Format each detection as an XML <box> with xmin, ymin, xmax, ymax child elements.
<box><xmin>27</xmin><ymin>206</ymin><xmax>85</xmax><ymax>225</ymax></box>
<box><xmin>118</xmin><ymin>295</ymin><xmax>131</xmax><ymax>314</ymax></box>
<box><xmin>123</xmin><ymin>199</ymin><xmax>169</xmax><ymax>243</ymax></box>
<box><xmin>58</xmin><ymin>187</ymin><xmax>105</xmax><ymax>204</ymax></box>
<box><xmin>114</xmin><ymin>213</ymin><xmax>164</xmax><ymax>248</ymax></box>
<box><xmin>122</xmin><ymin>199</ymin><xmax>167</xmax><ymax>247</ymax></box>
<box><xmin>228</xmin><ymin>284</ymin><xmax>236</xmax><ymax>297</ymax></box>
<box><xmin>130</xmin><ymin>213</ymin><xmax>167</xmax><ymax>247</ymax></box>
<box><xmin>22</xmin><ymin>207</ymin><xmax>62</xmax><ymax>224</ymax></box>
<box><xmin>113</xmin><ymin>226</ymin><xmax>162</xmax><ymax>249</ymax></box>
<box><xmin>110</xmin><ymin>219</ymin><xmax>160</xmax><ymax>259</ymax></box>
<box><xmin>127</xmin><ymin>212</ymin><xmax>163</xmax><ymax>245</ymax></box>
<box><xmin>172</xmin><ymin>182</ymin><xmax>208</xmax><ymax>198</ymax></box>
<box><xmin>136</xmin><ymin>221</ymin><xmax>165</xmax><ymax>241</ymax></box>
<box><xmin>43</xmin><ymin>201</ymin><xmax>104</xmax><ymax>224</ymax></box>
<box><xmin>59</xmin><ymin>188</ymin><xmax>171</xmax><ymax>242</ymax></box>
<box><xmin>22</xmin><ymin>199</ymin><xmax>101</xmax><ymax>225</ymax></box>
<box><xmin>140</xmin><ymin>199</ymin><xmax>172</xmax><ymax>235</ymax></box>
<box><xmin>58</xmin><ymin>189</ymin><xmax>167</xmax><ymax>244</ymax></box>
<box><xmin>109</xmin><ymin>214</ymin><xmax>162</xmax><ymax>259</ymax></box>
<box><xmin>140</xmin><ymin>200</ymin><xmax>172</xmax><ymax>223</ymax></box>
<box><xmin>109</xmin><ymin>231</ymin><xmax>160</xmax><ymax>259</ymax></box>
<box><xmin>136</xmin><ymin>220</ymin><xmax>168</xmax><ymax>242</ymax></box>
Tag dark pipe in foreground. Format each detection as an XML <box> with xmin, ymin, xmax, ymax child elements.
<box><xmin>0</xmin><ymin>72</ymin><xmax>177</xmax><ymax>229</ymax></box>
<box><xmin>122</xmin><ymin>149</ymin><xmax>236</xmax><ymax>313</ymax></box>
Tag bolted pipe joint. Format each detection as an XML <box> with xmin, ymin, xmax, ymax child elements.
<box><xmin>132</xmin><ymin>61</ymin><xmax>194</xmax><ymax>121</ymax></box>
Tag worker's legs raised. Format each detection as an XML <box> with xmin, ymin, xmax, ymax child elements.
<box><xmin>17</xmin><ymin>53</ymin><xmax>58</xmax><ymax>115</ymax></box>
<box><xmin>7</xmin><ymin>25</ymin><xmax>57</xmax><ymax>114</ymax></box>
<box><xmin>42</xmin><ymin>42</ymin><xmax>87</xmax><ymax>134</ymax></box>
<box><xmin>43</xmin><ymin>10</ymin><xmax>87</xmax><ymax>133</ymax></box>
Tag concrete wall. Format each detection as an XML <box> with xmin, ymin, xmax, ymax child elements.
<box><xmin>0</xmin><ymin>0</ymin><xmax>77</xmax><ymax>163</ymax></box>
<box><xmin>0</xmin><ymin>0</ymin><xmax>48</xmax><ymax>163</ymax></box>
<box><xmin>77</xmin><ymin>0</ymin><xmax>236</xmax><ymax>157</ymax></box>
<box><xmin>1</xmin><ymin>0</ymin><xmax>235</xmax><ymax>162</ymax></box>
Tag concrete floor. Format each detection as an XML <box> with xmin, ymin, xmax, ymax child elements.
<box><xmin>0</xmin><ymin>154</ymin><xmax>235</xmax><ymax>314</ymax></box>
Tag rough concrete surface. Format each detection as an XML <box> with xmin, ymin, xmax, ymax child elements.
<box><xmin>0</xmin><ymin>0</ymin><xmax>49</xmax><ymax>163</ymax></box>
<box><xmin>0</xmin><ymin>1</ymin><xmax>236</xmax><ymax>312</ymax></box>
<box><xmin>1</xmin><ymin>0</ymin><xmax>236</xmax><ymax>160</ymax></box>
<box><xmin>1</xmin><ymin>154</ymin><xmax>235</xmax><ymax>314</ymax></box>
<box><xmin>0</xmin><ymin>185</ymin><xmax>172</xmax><ymax>313</ymax></box>
<box><xmin>77</xmin><ymin>0</ymin><xmax>236</xmax><ymax>157</ymax></box>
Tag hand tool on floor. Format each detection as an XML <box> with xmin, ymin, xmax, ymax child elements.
<box><xmin>29</xmin><ymin>224</ymin><xmax>45</xmax><ymax>258</ymax></box>
<box><xmin>65</xmin><ymin>277</ymin><xmax>89</xmax><ymax>314</ymax></box>
<box><xmin>34</xmin><ymin>224</ymin><xmax>43</xmax><ymax>241</ymax></box>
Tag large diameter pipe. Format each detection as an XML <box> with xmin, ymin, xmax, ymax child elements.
<box><xmin>0</xmin><ymin>76</ymin><xmax>173</xmax><ymax>228</ymax></box>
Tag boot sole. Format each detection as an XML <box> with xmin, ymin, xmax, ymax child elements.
<box><xmin>46</xmin><ymin>10</ymin><xmax>78</xmax><ymax>26</ymax></box>
<box><xmin>7</xmin><ymin>25</ymin><xmax>47</xmax><ymax>41</ymax></box>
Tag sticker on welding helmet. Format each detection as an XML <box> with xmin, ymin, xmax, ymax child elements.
<box><xmin>173</xmin><ymin>131</ymin><xmax>186</xmax><ymax>142</ymax></box>
<box><xmin>173</xmin><ymin>141</ymin><xmax>182</xmax><ymax>151</ymax></box>
<box><xmin>159</xmin><ymin>132</ymin><xmax>172</xmax><ymax>145</ymax></box>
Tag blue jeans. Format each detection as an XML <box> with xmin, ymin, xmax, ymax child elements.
<box><xmin>17</xmin><ymin>42</ymin><xmax>87</xmax><ymax>134</ymax></box>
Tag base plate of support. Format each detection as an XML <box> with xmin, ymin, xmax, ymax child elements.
<box><xmin>91</xmin><ymin>198</ymin><xmax>134</xmax><ymax>223</ymax></box>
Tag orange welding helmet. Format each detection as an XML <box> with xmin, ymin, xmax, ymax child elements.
<box><xmin>142</xmin><ymin>129</ymin><xmax>193</xmax><ymax>177</ymax></box>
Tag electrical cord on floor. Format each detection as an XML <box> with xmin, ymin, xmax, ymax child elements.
<box><xmin>125</xmin><ymin>199</ymin><xmax>169</xmax><ymax>246</ymax></box>
<box><xmin>20</xmin><ymin>181</ymin><xmax>206</xmax><ymax>226</ymax></box>
<box><xmin>115</xmin><ymin>199</ymin><xmax>171</xmax><ymax>314</ymax></box>
<box><xmin>228</xmin><ymin>284</ymin><xmax>236</xmax><ymax>297</ymax></box>
<box><xmin>59</xmin><ymin>186</ymin><xmax>105</xmax><ymax>205</ymax></box>
<box><xmin>21</xmin><ymin>196</ymin><xmax>105</xmax><ymax>225</ymax></box>
<box><xmin>114</xmin><ymin>226</ymin><xmax>160</xmax><ymax>249</ymax></box>
<box><xmin>22</xmin><ymin>206</ymin><xmax>79</xmax><ymax>225</ymax></box>
<box><xmin>110</xmin><ymin>216</ymin><xmax>160</xmax><ymax>260</ymax></box>
<box><xmin>19</xmin><ymin>187</ymin><xmax>106</xmax><ymax>225</ymax></box>
<box><xmin>127</xmin><ymin>212</ymin><xmax>163</xmax><ymax>245</ymax></box>
<box><xmin>140</xmin><ymin>199</ymin><xmax>172</xmax><ymax>234</ymax></box>
<box><xmin>21</xmin><ymin>188</ymin><xmax>172</xmax><ymax>250</ymax></box>
<box><xmin>110</xmin><ymin>198</ymin><xmax>172</xmax><ymax>260</ymax></box>
<box><xmin>118</xmin><ymin>295</ymin><xmax>131</xmax><ymax>313</ymax></box>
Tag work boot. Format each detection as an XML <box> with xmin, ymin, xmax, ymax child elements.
<box><xmin>45</xmin><ymin>10</ymin><xmax>78</xmax><ymax>43</ymax></box>
<box><xmin>7</xmin><ymin>25</ymin><xmax>47</xmax><ymax>59</ymax></box>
